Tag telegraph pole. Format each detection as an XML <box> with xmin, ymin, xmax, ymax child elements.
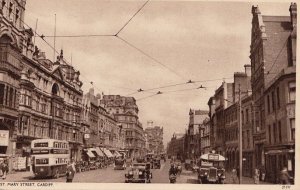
<box><xmin>238</xmin><ymin>84</ymin><xmax>243</xmax><ymax>184</ymax></box>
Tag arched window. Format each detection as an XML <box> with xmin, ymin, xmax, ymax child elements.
<box><xmin>51</xmin><ymin>83</ymin><xmax>59</xmax><ymax>95</ymax></box>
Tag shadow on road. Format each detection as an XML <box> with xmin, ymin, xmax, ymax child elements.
<box><xmin>186</xmin><ymin>179</ymin><xmax>198</xmax><ymax>184</ymax></box>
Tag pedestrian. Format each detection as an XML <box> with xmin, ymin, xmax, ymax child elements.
<box><xmin>231</xmin><ymin>168</ymin><xmax>239</xmax><ymax>184</ymax></box>
<box><xmin>260</xmin><ymin>165</ymin><xmax>266</xmax><ymax>181</ymax></box>
<box><xmin>254</xmin><ymin>168</ymin><xmax>260</xmax><ymax>184</ymax></box>
<box><xmin>1</xmin><ymin>160</ymin><xmax>8</xmax><ymax>180</ymax></box>
<box><xmin>279</xmin><ymin>167</ymin><xmax>293</xmax><ymax>184</ymax></box>
<box><xmin>66</xmin><ymin>160</ymin><xmax>76</xmax><ymax>183</ymax></box>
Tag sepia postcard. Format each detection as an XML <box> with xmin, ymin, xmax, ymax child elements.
<box><xmin>0</xmin><ymin>0</ymin><xmax>298</xmax><ymax>189</ymax></box>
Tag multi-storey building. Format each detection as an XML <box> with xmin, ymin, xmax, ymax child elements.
<box><xmin>250</xmin><ymin>4</ymin><xmax>296</xmax><ymax>183</ymax></box>
<box><xmin>223</xmin><ymin>68</ymin><xmax>252</xmax><ymax>171</ymax></box>
<box><xmin>0</xmin><ymin>0</ymin><xmax>84</xmax><ymax>171</ymax></box>
<box><xmin>167</xmin><ymin>133</ymin><xmax>185</xmax><ymax>160</ymax></box>
<box><xmin>100</xmin><ymin>95</ymin><xmax>145</xmax><ymax>158</ymax></box>
<box><xmin>144</xmin><ymin>124</ymin><xmax>164</xmax><ymax>154</ymax></box>
<box><xmin>212</xmin><ymin>82</ymin><xmax>234</xmax><ymax>156</ymax></box>
<box><xmin>0</xmin><ymin>0</ymin><xmax>25</xmax><ymax>172</ymax></box>
<box><xmin>200</xmin><ymin>118</ymin><xmax>210</xmax><ymax>155</ymax></box>
<box><xmin>207</xmin><ymin>97</ymin><xmax>216</xmax><ymax>151</ymax></box>
<box><xmin>82</xmin><ymin>89</ymin><xmax>125</xmax><ymax>154</ymax></box>
<box><xmin>241</xmin><ymin>95</ymin><xmax>254</xmax><ymax>177</ymax></box>
<box><xmin>186</xmin><ymin>109</ymin><xmax>209</xmax><ymax>159</ymax></box>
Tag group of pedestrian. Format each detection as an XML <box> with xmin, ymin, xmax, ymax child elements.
<box><xmin>231</xmin><ymin>165</ymin><xmax>293</xmax><ymax>185</ymax></box>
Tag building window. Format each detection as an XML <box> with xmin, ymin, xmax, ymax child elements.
<box><xmin>276</xmin><ymin>87</ymin><xmax>280</xmax><ymax>108</ymax></box>
<box><xmin>273</xmin><ymin>123</ymin><xmax>277</xmax><ymax>143</ymax></box>
<box><xmin>268</xmin><ymin>125</ymin><xmax>272</xmax><ymax>144</ymax></box>
<box><xmin>267</xmin><ymin>95</ymin><xmax>271</xmax><ymax>114</ymax></box>
<box><xmin>241</xmin><ymin>111</ymin><xmax>244</xmax><ymax>124</ymax></box>
<box><xmin>290</xmin><ymin>118</ymin><xmax>295</xmax><ymax>141</ymax></box>
<box><xmin>247</xmin><ymin>130</ymin><xmax>250</xmax><ymax>148</ymax></box>
<box><xmin>246</xmin><ymin>109</ymin><xmax>249</xmax><ymax>123</ymax></box>
<box><xmin>271</xmin><ymin>91</ymin><xmax>275</xmax><ymax>112</ymax></box>
<box><xmin>0</xmin><ymin>84</ymin><xmax>4</xmax><ymax>104</ymax></box>
<box><xmin>278</xmin><ymin>121</ymin><xmax>282</xmax><ymax>143</ymax></box>
<box><xmin>289</xmin><ymin>82</ymin><xmax>296</xmax><ymax>102</ymax></box>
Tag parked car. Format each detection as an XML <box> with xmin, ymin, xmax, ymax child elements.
<box><xmin>197</xmin><ymin>152</ymin><xmax>226</xmax><ymax>184</ymax></box>
<box><xmin>125</xmin><ymin>162</ymin><xmax>152</xmax><ymax>183</ymax></box>
<box><xmin>114</xmin><ymin>158</ymin><xmax>126</xmax><ymax>170</ymax></box>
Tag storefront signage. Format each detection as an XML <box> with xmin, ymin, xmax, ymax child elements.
<box><xmin>31</xmin><ymin>149</ymin><xmax>49</xmax><ymax>154</ymax></box>
<box><xmin>208</xmin><ymin>154</ymin><xmax>219</xmax><ymax>160</ymax></box>
<box><xmin>0</xmin><ymin>130</ymin><xmax>9</xmax><ymax>146</ymax></box>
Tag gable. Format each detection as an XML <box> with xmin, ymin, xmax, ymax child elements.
<box><xmin>52</xmin><ymin>67</ymin><xmax>64</xmax><ymax>81</ymax></box>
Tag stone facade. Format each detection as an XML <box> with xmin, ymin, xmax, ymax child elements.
<box><xmin>144</xmin><ymin>125</ymin><xmax>164</xmax><ymax>154</ymax></box>
<box><xmin>100</xmin><ymin>95</ymin><xmax>145</xmax><ymax>158</ymax></box>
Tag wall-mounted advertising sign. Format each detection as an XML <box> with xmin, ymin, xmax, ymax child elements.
<box><xmin>0</xmin><ymin>130</ymin><xmax>9</xmax><ymax>146</ymax></box>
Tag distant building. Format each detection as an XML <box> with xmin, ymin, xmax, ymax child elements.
<box><xmin>186</xmin><ymin>109</ymin><xmax>209</xmax><ymax>159</ymax></box>
<box><xmin>100</xmin><ymin>95</ymin><xmax>145</xmax><ymax>158</ymax></box>
<box><xmin>167</xmin><ymin>133</ymin><xmax>185</xmax><ymax>160</ymax></box>
<box><xmin>144</xmin><ymin>124</ymin><xmax>164</xmax><ymax>154</ymax></box>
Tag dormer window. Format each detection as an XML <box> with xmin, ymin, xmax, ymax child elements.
<box><xmin>15</xmin><ymin>8</ymin><xmax>19</xmax><ymax>24</ymax></box>
<box><xmin>1</xmin><ymin>0</ymin><xmax>6</xmax><ymax>11</ymax></box>
<box><xmin>8</xmin><ymin>2</ymin><xmax>12</xmax><ymax>18</ymax></box>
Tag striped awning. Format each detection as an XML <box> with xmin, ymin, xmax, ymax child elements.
<box><xmin>114</xmin><ymin>151</ymin><xmax>122</xmax><ymax>157</ymax></box>
<box><xmin>85</xmin><ymin>149</ymin><xmax>96</xmax><ymax>158</ymax></box>
<box><xmin>101</xmin><ymin>148</ymin><xmax>113</xmax><ymax>158</ymax></box>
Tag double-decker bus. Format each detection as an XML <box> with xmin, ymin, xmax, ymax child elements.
<box><xmin>31</xmin><ymin>139</ymin><xmax>70</xmax><ymax>178</ymax></box>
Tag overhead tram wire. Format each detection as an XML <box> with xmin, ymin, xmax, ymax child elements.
<box><xmin>115</xmin><ymin>0</ymin><xmax>149</xmax><ymax>36</ymax></box>
<box><xmin>1</xmin><ymin>4</ymin><xmax>136</xmax><ymax>94</ymax></box>
<box><xmin>136</xmin><ymin>84</ymin><xmax>213</xmax><ymax>101</ymax></box>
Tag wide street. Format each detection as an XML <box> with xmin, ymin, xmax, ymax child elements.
<box><xmin>3</xmin><ymin>160</ymin><xmax>198</xmax><ymax>184</ymax></box>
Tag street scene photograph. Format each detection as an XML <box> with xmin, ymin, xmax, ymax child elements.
<box><xmin>0</xmin><ymin>0</ymin><xmax>297</xmax><ymax>188</ymax></box>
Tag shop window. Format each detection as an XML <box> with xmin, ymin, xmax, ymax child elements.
<box><xmin>288</xmin><ymin>82</ymin><xmax>296</xmax><ymax>102</ymax></box>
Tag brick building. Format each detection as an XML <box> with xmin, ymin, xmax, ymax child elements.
<box><xmin>250</xmin><ymin>4</ymin><xmax>296</xmax><ymax>183</ymax></box>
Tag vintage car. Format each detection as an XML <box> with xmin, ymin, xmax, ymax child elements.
<box><xmin>197</xmin><ymin>152</ymin><xmax>226</xmax><ymax>184</ymax></box>
<box><xmin>125</xmin><ymin>162</ymin><xmax>152</xmax><ymax>183</ymax></box>
<box><xmin>152</xmin><ymin>158</ymin><xmax>161</xmax><ymax>169</ymax></box>
<box><xmin>114</xmin><ymin>158</ymin><xmax>126</xmax><ymax>170</ymax></box>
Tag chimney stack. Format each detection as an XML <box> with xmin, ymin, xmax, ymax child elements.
<box><xmin>244</xmin><ymin>64</ymin><xmax>251</xmax><ymax>77</ymax></box>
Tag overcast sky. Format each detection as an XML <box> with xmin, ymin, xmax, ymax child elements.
<box><xmin>25</xmin><ymin>0</ymin><xmax>291</xmax><ymax>146</ymax></box>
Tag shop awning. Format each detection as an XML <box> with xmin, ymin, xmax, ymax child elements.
<box><xmin>85</xmin><ymin>149</ymin><xmax>96</xmax><ymax>158</ymax></box>
<box><xmin>94</xmin><ymin>147</ymin><xmax>105</xmax><ymax>157</ymax></box>
<box><xmin>101</xmin><ymin>148</ymin><xmax>113</xmax><ymax>158</ymax></box>
<box><xmin>114</xmin><ymin>151</ymin><xmax>122</xmax><ymax>157</ymax></box>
